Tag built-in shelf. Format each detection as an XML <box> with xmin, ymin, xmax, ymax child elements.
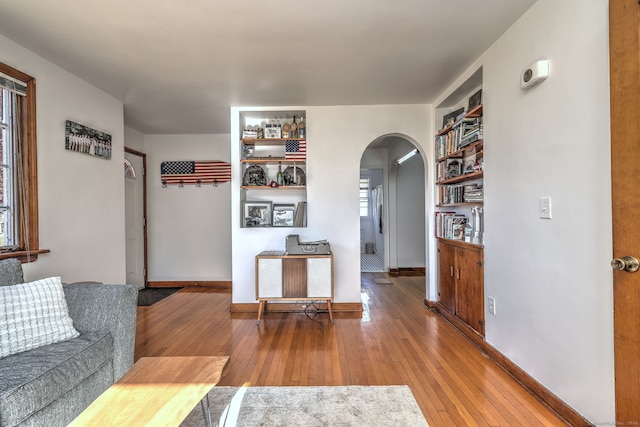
<box><xmin>436</xmin><ymin>140</ymin><xmax>483</xmax><ymax>162</ymax></box>
<box><xmin>240</xmin><ymin>185</ymin><xmax>306</xmax><ymax>190</ymax></box>
<box><xmin>436</xmin><ymin>171</ymin><xmax>483</xmax><ymax>186</ymax></box>
<box><xmin>437</xmin><ymin>202</ymin><xmax>483</xmax><ymax>208</ymax></box>
<box><xmin>436</xmin><ymin>105</ymin><xmax>483</xmax><ymax>137</ymax></box>
<box><xmin>241</xmin><ymin>138</ymin><xmax>305</xmax><ymax>145</ymax></box>
<box><xmin>241</xmin><ymin>159</ymin><xmax>305</xmax><ymax>164</ymax></box>
<box><xmin>436</xmin><ymin>237</ymin><xmax>484</xmax><ymax>249</ymax></box>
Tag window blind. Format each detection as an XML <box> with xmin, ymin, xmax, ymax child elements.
<box><xmin>0</xmin><ymin>73</ymin><xmax>27</xmax><ymax>96</ymax></box>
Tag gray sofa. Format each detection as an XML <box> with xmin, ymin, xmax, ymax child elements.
<box><xmin>0</xmin><ymin>259</ymin><xmax>137</xmax><ymax>427</ymax></box>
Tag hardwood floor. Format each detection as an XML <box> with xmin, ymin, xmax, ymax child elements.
<box><xmin>135</xmin><ymin>273</ymin><xmax>567</xmax><ymax>426</ymax></box>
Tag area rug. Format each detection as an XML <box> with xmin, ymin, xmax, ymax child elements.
<box><xmin>180</xmin><ymin>385</ymin><xmax>428</xmax><ymax>427</ymax></box>
<box><xmin>136</xmin><ymin>287</ymin><xmax>182</xmax><ymax>306</ymax></box>
<box><xmin>374</xmin><ymin>278</ymin><xmax>393</xmax><ymax>285</ymax></box>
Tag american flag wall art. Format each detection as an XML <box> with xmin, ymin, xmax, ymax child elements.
<box><xmin>285</xmin><ymin>140</ymin><xmax>306</xmax><ymax>161</ymax></box>
<box><xmin>160</xmin><ymin>161</ymin><xmax>231</xmax><ymax>187</ymax></box>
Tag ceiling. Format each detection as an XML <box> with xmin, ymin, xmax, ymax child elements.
<box><xmin>0</xmin><ymin>0</ymin><xmax>536</xmax><ymax>135</ymax></box>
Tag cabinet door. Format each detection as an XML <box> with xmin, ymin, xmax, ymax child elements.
<box><xmin>257</xmin><ymin>258</ymin><xmax>283</xmax><ymax>298</ymax></box>
<box><xmin>456</xmin><ymin>246</ymin><xmax>485</xmax><ymax>335</ymax></box>
<box><xmin>307</xmin><ymin>257</ymin><xmax>332</xmax><ymax>298</ymax></box>
<box><xmin>438</xmin><ymin>242</ymin><xmax>457</xmax><ymax>313</ymax></box>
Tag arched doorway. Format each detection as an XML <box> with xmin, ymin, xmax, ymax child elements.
<box><xmin>359</xmin><ymin>134</ymin><xmax>426</xmax><ymax>278</ymax></box>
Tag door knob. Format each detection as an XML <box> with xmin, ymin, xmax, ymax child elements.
<box><xmin>611</xmin><ymin>256</ymin><xmax>640</xmax><ymax>272</ymax></box>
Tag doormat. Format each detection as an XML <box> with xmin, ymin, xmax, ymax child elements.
<box><xmin>374</xmin><ymin>278</ymin><xmax>393</xmax><ymax>285</ymax></box>
<box><xmin>137</xmin><ymin>287</ymin><xmax>182</xmax><ymax>306</ymax></box>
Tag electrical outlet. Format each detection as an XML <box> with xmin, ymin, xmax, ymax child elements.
<box><xmin>488</xmin><ymin>297</ymin><xmax>496</xmax><ymax>315</ymax></box>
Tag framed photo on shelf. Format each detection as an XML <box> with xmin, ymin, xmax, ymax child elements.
<box><xmin>272</xmin><ymin>204</ymin><xmax>295</xmax><ymax>227</ymax></box>
<box><xmin>243</xmin><ymin>201</ymin><xmax>272</xmax><ymax>227</ymax></box>
<box><xmin>442</xmin><ymin>108</ymin><xmax>464</xmax><ymax>128</ymax></box>
<box><xmin>468</xmin><ymin>89</ymin><xmax>482</xmax><ymax>111</ymax></box>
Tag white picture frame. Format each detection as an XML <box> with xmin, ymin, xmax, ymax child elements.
<box><xmin>272</xmin><ymin>204</ymin><xmax>295</xmax><ymax>227</ymax></box>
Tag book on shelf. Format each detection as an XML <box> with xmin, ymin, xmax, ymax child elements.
<box><xmin>463</xmin><ymin>184</ymin><xmax>484</xmax><ymax>203</ymax></box>
<box><xmin>460</xmin><ymin>118</ymin><xmax>483</xmax><ymax>148</ymax></box>
<box><xmin>435</xmin><ymin>212</ymin><xmax>468</xmax><ymax>239</ymax></box>
<box><xmin>435</xmin><ymin>211</ymin><xmax>454</xmax><ymax>238</ymax></box>
<box><xmin>293</xmin><ymin>201</ymin><xmax>307</xmax><ymax>227</ymax></box>
<box><xmin>436</xmin><ymin>117</ymin><xmax>483</xmax><ymax>155</ymax></box>
<box><xmin>445</xmin><ymin>158</ymin><xmax>462</xmax><ymax>180</ymax></box>
<box><xmin>451</xmin><ymin>217</ymin><xmax>467</xmax><ymax>241</ymax></box>
<box><xmin>438</xmin><ymin>184</ymin><xmax>465</xmax><ymax>205</ymax></box>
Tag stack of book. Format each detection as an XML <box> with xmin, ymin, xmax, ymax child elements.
<box><xmin>463</xmin><ymin>184</ymin><xmax>484</xmax><ymax>203</ymax></box>
<box><xmin>435</xmin><ymin>118</ymin><xmax>478</xmax><ymax>159</ymax></box>
<box><xmin>460</xmin><ymin>117</ymin><xmax>483</xmax><ymax>148</ymax></box>
<box><xmin>437</xmin><ymin>184</ymin><xmax>465</xmax><ymax>205</ymax></box>
<box><xmin>435</xmin><ymin>212</ymin><xmax>468</xmax><ymax>240</ymax></box>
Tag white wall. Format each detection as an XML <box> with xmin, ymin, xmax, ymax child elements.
<box><xmin>231</xmin><ymin>105</ymin><xmax>432</xmax><ymax>304</ymax></box>
<box><xmin>124</xmin><ymin>126</ymin><xmax>145</xmax><ymax>152</ymax></box>
<box><xmin>395</xmin><ymin>153</ymin><xmax>425</xmax><ymax>268</ymax></box>
<box><xmin>433</xmin><ymin>0</ymin><xmax>613</xmax><ymax>422</ymax></box>
<box><xmin>0</xmin><ymin>33</ymin><xmax>126</xmax><ymax>284</ymax></box>
<box><xmin>145</xmin><ymin>134</ymin><xmax>232</xmax><ymax>282</ymax></box>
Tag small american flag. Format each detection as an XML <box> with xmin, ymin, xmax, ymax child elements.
<box><xmin>160</xmin><ymin>161</ymin><xmax>231</xmax><ymax>186</ymax></box>
<box><xmin>285</xmin><ymin>140</ymin><xmax>306</xmax><ymax>161</ymax></box>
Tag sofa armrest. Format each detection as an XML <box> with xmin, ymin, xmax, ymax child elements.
<box><xmin>62</xmin><ymin>283</ymin><xmax>138</xmax><ymax>381</ymax></box>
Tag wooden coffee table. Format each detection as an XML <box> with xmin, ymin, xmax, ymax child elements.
<box><xmin>69</xmin><ymin>356</ymin><xmax>229</xmax><ymax>427</ymax></box>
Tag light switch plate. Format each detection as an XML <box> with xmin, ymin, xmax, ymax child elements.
<box><xmin>539</xmin><ymin>197</ymin><xmax>552</xmax><ymax>219</ymax></box>
<box><xmin>488</xmin><ymin>296</ymin><xmax>496</xmax><ymax>315</ymax></box>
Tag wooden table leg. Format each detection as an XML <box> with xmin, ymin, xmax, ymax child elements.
<box><xmin>257</xmin><ymin>300</ymin><xmax>265</xmax><ymax>325</ymax></box>
<box><xmin>327</xmin><ymin>300</ymin><xmax>334</xmax><ymax>324</ymax></box>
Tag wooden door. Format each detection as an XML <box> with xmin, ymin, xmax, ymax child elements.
<box><xmin>455</xmin><ymin>246</ymin><xmax>484</xmax><ymax>335</ymax></box>
<box><xmin>610</xmin><ymin>0</ymin><xmax>640</xmax><ymax>423</ymax></box>
<box><xmin>437</xmin><ymin>241</ymin><xmax>456</xmax><ymax>313</ymax></box>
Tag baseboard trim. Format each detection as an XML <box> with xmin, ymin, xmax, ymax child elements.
<box><xmin>426</xmin><ymin>300</ymin><xmax>591</xmax><ymax>427</ymax></box>
<box><xmin>388</xmin><ymin>267</ymin><xmax>426</xmax><ymax>277</ymax></box>
<box><xmin>230</xmin><ymin>302</ymin><xmax>363</xmax><ymax>316</ymax></box>
<box><xmin>147</xmin><ymin>281</ymin><xmax>232</xmax><ymax>289</ymax></box>
<box><xmin>431</xmin><ymin>302</ymin><xmax>485</xmax><ymax>347</ymax></box>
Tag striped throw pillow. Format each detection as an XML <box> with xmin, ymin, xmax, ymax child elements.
<box><xmin>0</xmin><ymin>277</ymin><xmax>80</xmax><ymax>358</ymax></box>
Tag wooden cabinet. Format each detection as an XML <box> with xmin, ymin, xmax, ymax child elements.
<box><xmin>437</xmin><ymin>239</ymin><xmax>484</xmax><ymax>335</ymax></box>
<box><xmin>438</xmin><ymin>241</ymin><xmax>457</xmax><ymax>313</ymax></box>
<box><xmin>255</xmin><ymin>252</ymin><xmax>333</xmax><ymax>324</ymax></box>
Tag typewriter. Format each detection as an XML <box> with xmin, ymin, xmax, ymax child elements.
<box><xmin>285</xmin><ymin>234</ymin><xmax>331</xmax><ymax>255</ymax></box>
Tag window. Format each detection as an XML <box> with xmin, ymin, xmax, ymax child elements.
<box><xmin>0</xmin><ymin>62</ymin><xmax>42</xmax><ymax>262</ymax></box>
<box><xmin>359</xmin><ymin>178</ymin><xmax>370</xmax><ymax>217</ymax></box>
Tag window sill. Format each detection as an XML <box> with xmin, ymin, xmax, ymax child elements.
<box><xmin>0</xmin><ymin>249</ymin><xmax>51</xmax><ymax>263</ymax></box>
